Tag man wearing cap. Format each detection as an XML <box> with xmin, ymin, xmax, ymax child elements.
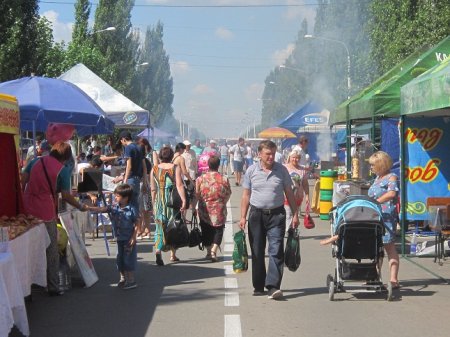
<box><xmin>182</xmin><ymin>140</ymin><xmax>197</xmax><ymax>180</ymax></box>
<box><xmin>202</xmin><ymin>139</ymin><xmax>220</xmax><ymax>157</ymax></box>
<box><xmin>239</xmin><ymin>140</ymin><xmax>299</xmax><ymax>300</ymax></box>
<box><xmin>116</xmin><ymin>131</ymin><xmax>146</xmax><ymax>214</ymax></box>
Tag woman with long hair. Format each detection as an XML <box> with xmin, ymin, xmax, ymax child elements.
<box><xmin>150</xmin><ymin>146</ymin><xmax>187</xmax><ymax>265</ymax></box>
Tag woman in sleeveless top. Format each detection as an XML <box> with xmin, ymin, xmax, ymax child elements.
<box><xmin>368</xmin><ymin>151</ymin><xmax>400</xmax><ymax>289</ymax></box>
<box><xmin>150</xmin><ymin>146</ymin><xmax>187</xmax><ymax>266</ymax></box>
<box><xmin>283</xmin><ymin>150</ymin><xmax>309</xmax><ymax>232</ymax></box>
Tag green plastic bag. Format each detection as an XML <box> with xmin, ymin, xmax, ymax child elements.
<box><xmin>232</xmin><ymin>230</ymin><xmax>248</xmax><ymax>273</ymax></box>
<box><xmin>284</xmin><ymin>227</ymin><xmax>301</xmax><ymax>272</ymax></box>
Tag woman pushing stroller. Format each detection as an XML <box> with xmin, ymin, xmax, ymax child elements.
<box><xmin>321</xmin><ymin>151</ymin><xmax>400</xmax><ymax>289</ymax></box>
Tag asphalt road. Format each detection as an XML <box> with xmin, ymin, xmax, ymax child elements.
<box><xmin>11</xmin><ymin>178</ymin><xmax>450</xmax><ymax>337</ymax></box>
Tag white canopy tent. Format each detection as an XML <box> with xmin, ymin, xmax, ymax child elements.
<box><xmin>59</xmin><ymin>63</ymin><xmax>150</xmax><ymax>128</ymax></box>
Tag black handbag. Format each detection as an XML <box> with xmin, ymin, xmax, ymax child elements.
<box><xmin>188</xmin><ymin>213</ymin><xmax>203</xmax><ymax>250</ymax></box>
<box><xmin>284</xmin><ymin>227</ymin><xmax>301</xmax><ymax>272</ymax></box>
<box><xmin>167</xmin><ymin>184</ymin><xmax>183</xmax><ymax>209</ymax></box>
<box><xmin>164</xmin><ymin>212</ymin><xmax>189</xmax><ymax>248</ymax></box>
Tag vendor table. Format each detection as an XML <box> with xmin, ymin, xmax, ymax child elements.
<box><xmin>0</xmin><ymin>252</ymin><xmax>30</xmax><ymax>337</ymax></box>
<box><xmin>9</xmin><ymin>223</ymin><xmax>51</xmax><ymax>296</ymax></box>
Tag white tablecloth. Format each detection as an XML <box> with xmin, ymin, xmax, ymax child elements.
<box><xmin>9</xmin><ymin>223</ymin><xmax>51</xmax><ymax>296</ymax></box>
<box><xmin>0</xmin><ymin>252</ymin><xmax>30</xmax><ymax>337</ymax></box>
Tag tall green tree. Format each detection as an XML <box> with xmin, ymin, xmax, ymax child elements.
<box><xmin>93</xmin><ymin>0</ymin><xmax>136</xmax><ymax>94</ymax></box>
<box><xmin>130</xmin><ymin>22</ymin><xmax>174</xmax><ymax>129</ymax></box>
<box><xmin>0</xmin><ymin>0</ymin><xmax>40</xmax><ymax>81</ymax></box>
<box><xmin>63</xmin><ymin>0</ymin><xmax>106</xmax><ymax>74</ymax></box>
<box><xmin>369</xmin><ymin>0</ymin><xmax>450</xmax><ymax>74</ymax></box>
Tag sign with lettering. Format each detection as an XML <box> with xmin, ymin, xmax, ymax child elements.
<box><xmin>0</xmin><ymin>94</ymin><xmax>19</xmax><ymax>135</ymax></box>
<box><xmin>405</xmin><ymin>117</ymin><xmax>450</xmax><ymax>220</ymax></box>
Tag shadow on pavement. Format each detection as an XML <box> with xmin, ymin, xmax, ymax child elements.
<box><xmin>10</xmin><ymin>254</ymin><xmax>224</xmax><ymax>337</ymax></box>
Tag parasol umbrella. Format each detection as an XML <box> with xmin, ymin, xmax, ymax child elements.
<box><xmin>0</xmin><ymin>76</ymin><xmax>114</xmax><ymax>135</ymax></box>
<box><xmin>258</xmin><ymin>126</ymin><xmax>297</xmax><ymax>139</ymax></box>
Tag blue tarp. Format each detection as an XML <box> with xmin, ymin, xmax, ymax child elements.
<box><xmin>0</xmin><ymin>76</ymin><xmax>114</xmax><ymax>135</ymax></box>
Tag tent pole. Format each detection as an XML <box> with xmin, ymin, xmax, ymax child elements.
<box><xmin>345</xmin><ymin>105</ymin><xmax>352</xmax><ymax>176</ymax></box>
<box><xmin>399</xmin><ymin>115</ymin><xmax>406</xmax><ymax>256</ymax></box>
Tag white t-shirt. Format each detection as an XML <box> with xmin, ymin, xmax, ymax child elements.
<box><xmin>229</xmin><ymin>144</ymin><xmax>246</xmax><ymax>162</ymax></box>
<box><xmin>292</xmin><ymin>145</ymin><xmax>310</xmax><ymax>168</ymax></box>
<box><xmin>245</xmin><ymin>146</ymin><xmax>253</xmax><ymax>159</ymax></box>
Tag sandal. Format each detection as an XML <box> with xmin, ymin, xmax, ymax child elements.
<box><xmin>390</xmin><ymin>281</ymin><xmax>401</xmax><ymax>289</ymax></box>
<box><xmin>170</xmin><ymin>256</ymin><xmax>180</xmax><ymax>262</ymax></box>
<box><xmin>156</xmin><ymin>253</ymin><xmax>164</xmax><ymax>266</ymax></box>
<box><xmin>211</xmin><ymin>252</ymin><xmax>218</xmax><ymax>262</ymax></box>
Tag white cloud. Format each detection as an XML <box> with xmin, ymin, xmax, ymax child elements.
<box><xmin>170</xmin><ymin>61</ymin><xmax>191</xmax><ymax>76</ymax></box>
<box><xmin>192</xmin><ymin>84</ymin><xmax>213</xmax><ymax>95</ymax></box>
<box><xmin>271</xmin><ymin>43</ymin><xmax>295</xmax><ymax>65</ymax></box>
<box><xmin>42</xmin><ymin>10</ymin><xmax>73</xmax><ymax>43</ymax></box>
<box><xmin>215</xmin><ymin>27</ymin><xmax>234</xmax><ymax>40</ymax></box>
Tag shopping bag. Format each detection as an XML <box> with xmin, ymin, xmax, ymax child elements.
<box><xmin>284</xmin><ymin>227</ymin><xmax>301</xmax><ymax>272</ymax></box>
<box><xmin>304</xmin><ymin>201</ymin><xmax>315</xmax><ymax>229</ymax></box>
<box><xmin>165</xmin><ymin>213</ymin><xmax>189</xmax><ymax>248</ymax></box>
<box><xmin>188</xmin><ymin>213</ymin><xmax>203</xmax><ymax>250</ymax></box>
<box><xmin>232</xmin><ymin>230</ymin><xmax>248</xmax><ymax>273</ymax></box>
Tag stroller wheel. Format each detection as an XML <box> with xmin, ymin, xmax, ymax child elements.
<box><xmin>328</xmin><ymin>279</ymin><xmax>335</xmax><ymax>301</ymax></box>
<box><xmin>326</xmin><ymin>274</ymin><xmax>333</xmax><ymax>288</ymax></box>
<box><xmin>386</xmin><ymin>282</ymin><xmax>393</xmax><ymax>301</ymax></box>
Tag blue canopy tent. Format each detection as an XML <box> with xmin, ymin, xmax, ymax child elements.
<box><xmin>0</xmin><ymin>76</ymin><xmax>114</xmax><ymax>135</ymax></box>
<box><xmin>278</xmin><ymin>101</ymin><xmax>336</xmax><ymax>162</ymax></box>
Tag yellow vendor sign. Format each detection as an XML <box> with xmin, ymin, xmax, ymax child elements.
<box><xmin>0</xmin><ymin>93</ymin><xmax>20</xmax><ymax>135</ymax></box>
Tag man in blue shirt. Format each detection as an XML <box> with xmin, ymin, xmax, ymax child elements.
<box><xmin>118</xmin><ymin>131</ymin><xmax>146</xmax><ymax>215</ymax></box>
<box><xmin>239</xmin><ymin>140</ymin><xmax>299</xmax><ymax>300</ymax></box>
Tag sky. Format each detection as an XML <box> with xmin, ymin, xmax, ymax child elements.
<box><xmin>39</xmin><ymin>0</ymin><xmax>317</xmax><ymax>138</ymax></box>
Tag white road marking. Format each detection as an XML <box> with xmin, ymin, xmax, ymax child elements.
<box><xmin>224</xmin><ymin>315</ymin><xmax>242</xmax><ymax>337</ymax></box>
<box><xmin>225</xmin><ymin>278</ymin><xmax>238</xmax><ymax>289</ymax></box>
<box><xmin>224</xmin><ymin>265</ymin><xmax>234</xmax><ymax>275</ymax></box>
<box><xmin>225</xmin><ymin>291</ymin><xmax>240</xmax><ymax>306</ymax></box>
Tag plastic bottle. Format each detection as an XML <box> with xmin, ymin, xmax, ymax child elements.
<box><xmin>410</xmin><ymin>233</ymin><xmax>417</xmax><ymax>255</ymax></box>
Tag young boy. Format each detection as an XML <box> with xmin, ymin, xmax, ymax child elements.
<box><xmin>90</xmin><ymin>184</ymin><xmax>140</xmax><ymax>289</ymax></box>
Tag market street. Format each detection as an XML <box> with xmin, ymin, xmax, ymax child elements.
<box><xmin>11</xmin><ymin>179</ymin><xmax>450</xmax><ymax>337</ymax></box>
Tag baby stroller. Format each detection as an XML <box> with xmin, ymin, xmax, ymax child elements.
<box><xmin>326</xmin><ymin>195</ymin><xmax>393</xmax><ymax>301</ymax></box>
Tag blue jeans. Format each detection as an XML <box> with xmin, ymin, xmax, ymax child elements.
<box><xmin>248</xmin><ymin>206</ymin><xmax>286</xmax><ymax>291</ymax></box>
<box><xmin>117</xmin><ymin>240</ymin><xmax>137</xmax><ymax>272</ymax></box>
<box><xmin>127</xmin><ymin>176</ymin><xmax>141</xmax><ymax>215</ymax></box>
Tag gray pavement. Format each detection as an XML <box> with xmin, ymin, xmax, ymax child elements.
<box><xmin>11</xmin><ymin>177</ymin><xmax>450</xmax><ymax>337</ymax></box>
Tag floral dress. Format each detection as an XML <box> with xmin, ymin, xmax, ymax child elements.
<box><xmin>368</xmin><ymin>173</ymin><xmax>399</xmax><ymax>244</ymax></box>
<box><xmin>197</xmin><ymin>172</ymin><xmax>232</xmax><ymax>227</ymax></box>
<box><xmin>152</xmin><ymin>166</ymin><xmax>176</xmax><ymax>251</ymax></box>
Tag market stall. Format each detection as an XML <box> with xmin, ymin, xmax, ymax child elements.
<box><xmin>0</xmin><ymin>93</ymin><xmax>50</xmax><ymax>337</ymax></box>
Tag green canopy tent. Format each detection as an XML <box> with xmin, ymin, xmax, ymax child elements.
<box><xmin>401</xmin><ymin>55</ymin><xmax>450</xmax><ymax>116</ymax></box>
<box><xmin>349</xmin><ymin>36</ymin><xmax>450</xmax><ymax>120</ymax></box>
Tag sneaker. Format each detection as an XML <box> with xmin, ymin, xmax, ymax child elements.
<box><xmin>117</xmin><ymin>280</ymin><xmax>126</xmax><ymax>288</ymax></box>
<box><xmin>122</xmin><ymin>282</ymin><xmax>137</xmax><ymax>290</ymax></box>
<box><xmin>267</xmin><ymin>288</ymin><xmax>283</xmax><ymax>300</ymax></box>
<box><xmin>253</xmin><ymin>289</ymin><xmax>265</xmax><ymax>296</ymax></box>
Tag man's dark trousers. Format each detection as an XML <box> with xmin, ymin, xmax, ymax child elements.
<box><xmin>248</xmin><ymin>207</ymin><xmax>286</xmax><ymax>291</ymax></box>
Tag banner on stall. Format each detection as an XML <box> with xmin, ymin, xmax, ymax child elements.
<box><xmin>405</xmin><ymin>116</ymin><xmax>450</xmax><ymax>220</ymax></box>
<box><xmin>0</xmin><ymin>94</ymin><xmax>19</xmax><ymax>135</ymax></box>
<box><xmin>59</xmin><ymin>211</ymin><xmax>99</xmax><ymax>287</ymax></box>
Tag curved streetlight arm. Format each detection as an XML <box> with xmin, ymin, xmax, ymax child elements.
<box><xmin>92</xmin><ymin>26</ymin><xmax>116</xmax><ymax>34</ymax></box>
<box><xmin>304</xmin><ymin>34</ymin><xmax>351</xmax><ymax>98</ymax></box>
<box><xmin>279</xmin><ymin>64</ymin><xmax>306</xmax><ymax>74</ymax></box>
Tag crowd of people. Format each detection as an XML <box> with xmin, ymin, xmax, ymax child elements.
<box><xmin>20</xmin><ymin>132</ymin><xmax>400</xmax><ymax>300</ymax></box>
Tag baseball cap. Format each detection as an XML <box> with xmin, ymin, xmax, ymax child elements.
<box><xmin>209</xmin><ymin>139</ymin><xmax>217</xmax><ymax>144</ymax></box>
<box><xmin>183</xmin><ymin>140</ymin><xmax>191</xmax><ymax>146</ymax></box>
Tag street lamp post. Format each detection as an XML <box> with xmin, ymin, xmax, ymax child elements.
<box><xmin>279</xmin><ymin>64</ymin><xmax>307</xmax><ymax>74</ymax></box>
<box><xmin>92</xmin><ymin>26</ymin><xmax>116</xmax><ymax>34</ymax></box>
<box><xmin>304</xmin><ymin>34</ymin><xmax>351</xmax><ymax>99</ymax></box>
<box><xmin>305</xmin><ymin>34</ymin><xmax>352</xmax><ymax>176</ymax></box>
